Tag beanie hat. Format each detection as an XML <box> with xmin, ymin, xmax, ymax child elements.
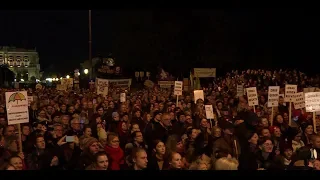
<box><xmin>82</xmin><ymin>137</ymin><xmax>98</xmax><ymax>150</ymax></box>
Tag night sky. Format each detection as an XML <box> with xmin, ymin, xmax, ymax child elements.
<box><xmin>0</xmin><ymin>9</ymin><xmax>319</xmax><ymax>77</ymax></box>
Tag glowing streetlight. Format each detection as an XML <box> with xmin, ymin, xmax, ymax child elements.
<box><xmin>84</xmin><ymin>69</ymin><xmax>89</xmax><ymax>75</ymax></box>
<box><xmin>66</xmin><ymin>75</ymin><xmax>70</xmax><ymax>79</ymax></box>
<box><xmin>77</xmin><ymin>72</ymin><xmax>80</xmax><ymax>76</ymax></box>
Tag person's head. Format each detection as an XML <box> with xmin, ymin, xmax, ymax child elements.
<box><xmin>215</xmin><ymin>157</ymin><xmax>239</xmax><ymax>170</ymax></box>
<box><xmin>259</xmin><ymin>117</ymin><xmax>269</xmax><ymax>128</ymax></box>
<box><xmin>165</xmin><ymin>135</ymin><xmax>184</xmax><ymax>154</ymax></box>
<box><xmin>96</xmin><ymin>106</ymin><xmax>104</xmax><ymax>116</ymax></box>
<box><xmin>161</xmin><ymin>113</ymin><xmax>172</xmax><ymax>127</ymax></box>
<box><xmin>134</xmin><ymin>110</ymin><xmax>141</xmax><ymax>118</ymax></box>
<box><xmin>211</xmin><ymin>127</ymin><xmax>222</xmax><ymax>138</ymax></box>
<box><xmin>107</xmin><ymin>133</ymin><xmax>120</xmax><ymax>149</ymax></box>
<box><xmin>34</xmin><ymin>135</ymin><xmax>46</xmax><ymax>150</ymax></box>
<box><xmin>274</xmin><ymin>114</ymin><xmax>284</xmax><ymax>124</ymax></box>
<box><xmin>21</xmin><ymin>124</ymin><xmax>30</xmax><ymax>136</ymax></box>
<box><xmin>282</xmin><ymin>146</ymin><xmax>293</xmax><ymax>160</ymax></box>
<box><xmin>312</xmin><ymin>135</ymin><xmax>320</xmax><ymax>149</ymax></box>
<box><xmin>187</xmin><ymin>128</ymin><xmax>200</xmax><ymax>140</ymax></box>
<box><xmin>132</xmin><ymin>131</ymin><xmax>144</xmax><ymax>144</ymax></box>
<box><xmin>153</xmin><ymin>111</ymin><xmax>162</xmax><ymax>121</ymax></box>
<box><xmin>153</xmin><ymin>140</ymin><xmax>166</xmax><ymax>156</ymax></box>
<box><xmin>259</xmin><ymin>137</ymin><xmax>274</xmax><ymax>153</ymax></box>
<box><xmin>269</xmin><ymin>126</ymin><xmax>281</xmax><ymax>138</ymax></box>
<box><xmin>112</xmin><ymin>112</ymin><xmax>120</xmax><ymax>121</ymax></box>
<box><xmin>83</xmin><ymin>126</ymin><xmax>92</xmax><ymax>137</ymax></box>
<box><xmin>4</xmin><ymin>125</ymin><xmax>15</xmax><ymax>137</ymax></box>
<box><xmin>247</xmin><ymin>132</ymin><xmax>259</xmax><ymax>145</ymax></box>
<box><xmin>302</xmin><ymin>124</ymin><xmax>314</xmax><ymax>135</ymax></box>
<box><xmin>109</xmin><ymin>101</ymin><xmax>115</xmax><ymax>109</ymax></box>
<box><xmin>178</xmin><ymin>113</ymin><xmax>186</xmax><ymax>123</ymax></box>
<box><xmin>259</xmin><ymin>128</ymin><xmax>271</xmax><ymax>138</ymax></box>
<box><xmin>71</xmin><ymin>118</ymin><xmax>81</xmax><ymax>131</ymax></box>
<box><xmin>200</xmin><ymin>119</ymin><xmax>208</xmax><ymax>128</ymax></box>
<box><xmin>130</xmin><ymin>123</ymin><xmax>140</xmax><ymax>133</ymax></box>
<box><xmin>82</xmin><ymin>137</ymin><xmax>99</xmax><ymax>154</ymax></box>
<box><xmin>68</xmin><ymin>106</ymin><xmax>75</xmax><ymax>114</ymax></box>
<box><xmin>168</xmin><ymin>152</ymin><xmax>182</xmax><ymax>169</ymax></box>
<box><xmin>53</xmin><ymin>124</ymin><xmax>64</xmax><ymax>138</ymax></box>
<box><xmin>5</xmin><ymin>136</ymin><xmax>18</xmax><ymax>152</ymax></box>
<box><xmin>132</xmin><ymin>148</ymin><xmax>148</xmax><ymax>170</ymax></box>
<box><xmin>8</xmin><ymin>156</ymin><xmax>23</xmax><ymax>170</ymax></box>
<box><xmin>94</xmin><ymin>151</ymin><xmax>109</xmax><ymax>170</ymax></box>
<box><xmin>60</xmin><ymin>104</ymin><xmax>67</xmax><ymax>111</ymax></box>
<box><xmin>61</xmin><ymin>115</ymin><xmax>70</xmax><ymax>125</ymax></box>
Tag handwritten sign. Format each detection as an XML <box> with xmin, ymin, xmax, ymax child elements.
<box><xmin>120</xmin><ymin>93</ymin><xmax>126</xmax><ymax>103</ymax></box>
<box><xmin>237</xmin><ymin>84</ymin><xmax>244</xmax><ymax>97</ymax></box>
<box><xmin>268</xmin><ymin>86</ymin><xmax>280</xmax><ymax>107</ymax></box>
<box><xmin>305</xmin><ymin>92</ymin><xmax>320</xmax><ymax>112</ymax></box>
<box><xmin>294</xmin><ymin>92</ymin><xmax>305</xmax><ymax>109</ymax></box>
<box><xmin>174</xmin><ymin>81</ymin><xmax>183</xmax><ymax>96</ymax></box>
<box><xmin>205</xmin><ymin>105</ymin><xmax>214</xmax><ymax>119</ymax></box>
<box><xmin>285</xmin><ymin>84</ymin><xmax>297</xmax><ymax>102</ymax></box>
<box><xmin>246</xmin><ymin>87</ymin><xmax>258</xmax><ymax>106</ymax></box>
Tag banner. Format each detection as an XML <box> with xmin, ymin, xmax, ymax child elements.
<box><xmin>5</xmin><ymin>91</ymin><xmax>29</xmax><ymax>125</ymax></box>
<box><xmin>158</xmin><ymin>81</ymin><xmax>174</xmax><ymax>88</ymax></box>
<box><xmin>194</xmin><ymin>68</ymin><xmax>216</xmax><ymax>78</ymax></box>
<box><xmin>107</xmin><ymin>79</ymin><xmax>132</xmax><ymax>90</ymax></box>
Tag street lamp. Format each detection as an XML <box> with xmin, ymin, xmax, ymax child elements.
<box><xmin>77</xmin><ymin>72</ymin><xmax>80</xmax><ymax>76</ymax></box>
<box><xmin>84</xmin><ymin>69</ymin><xmax>89</xmax><ymax>75</ymax></box>
<box><xmin>66</xmin><ymin>75</ymin><xmax>70</xmax><ymax>79</ymax></box>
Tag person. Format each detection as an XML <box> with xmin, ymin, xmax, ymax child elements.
<box><xmin>86</xmin><ymin>151</ymin><xmax>109</xmax><ymax>170</ymax></box>
<box><xmin>131</xmin><ymin>147</ymin><xmax>148</xmax><ymax>170</ymax></box>
<box><xmin>215</xmin><ymin>157</ymin><xmax>239</xmax><ymax>170</ymax></box>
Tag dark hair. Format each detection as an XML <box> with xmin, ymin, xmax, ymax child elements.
<box><xmin>152</xmin><ymin>139</ymin><xmax>163</xmax><ymax>151</ymax></box>
<box><xmin>258</xmin><ymin>137</ymin><xmax>273</xmax><ymax>146</ymax></box>
<box><xmin>131</xmin><ymin>131</ymin><xmax>142</xmax><ymax>140</ymax></box>
<box><xmin>33</xmin><ymin>134</ymin><xmax>45</xmax><ymax>145</ymax></box>
<box><xmin>94</xmin><ymin>151</ymin><xmax>108</xmax><ymax>163</ymax></box>
<box><xmin>258</xmin><ymin>127</ymin><xmax>270</xmax><ymax>136</ymax></box>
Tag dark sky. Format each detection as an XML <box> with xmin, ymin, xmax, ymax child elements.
<box><xmin>0</xmin><ymin>9</ymin><xmax>319</xmax><ymax>76</ymax></box>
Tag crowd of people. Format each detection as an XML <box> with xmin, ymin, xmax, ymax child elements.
<box><xmin>0</xmin><ymin>69</ymin><xmax>320</xmax><ymax>170</ymax></box>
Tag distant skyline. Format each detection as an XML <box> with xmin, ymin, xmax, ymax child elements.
<box><xmin>1</xmin><ymin>9</ymin><xmax>320</xmax><ymax>76</ymax></box>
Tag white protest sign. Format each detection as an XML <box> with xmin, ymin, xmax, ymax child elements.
<box><xmin>28</xmin><ymin>96</ymin><xmax>34</xmax><ymax>107</ymax></box>
<box><xmin>120</xmin><ymin>93</ymin><xmax>126</xmax><ymax>103</ymax></box>
<box><xmin>174</xmin><ymin>81</ymin><xmax>183</xmax><ymax>96</ymax></box>
<box><xmin>237</xmin><ymin>84</ymin><xmax>244</xmax><ymax>97</ymax></box>
<box><xmin>305</xmin><ymin>92</ymin><xmax>320</xmax><ymax>112</ymax></box>
<box><xmin>205</xmin><ymin>105</ymin><xmax>215</xmax><ymax>119</ymax></box>
<box><xmin>96</xmin><ymin>78</ymin><xmax>109</xmax><ymax>97</ymax></box>
<box><xmin>194</xmin><ymin>90</ymin><xmax>204</xmax><ymax>103</ymax></box>
<box><xmin>246</xmin><ymin>87</ymin><xmax>258</xmax><ymax>106</ymax></box>
<box><xmin>294</xmin><ymin>92</ymin><xmax>305</xmax><ymax>109</ymax></box>
<box><xmin>268</xmin><ymin>86</ymin><xmax>280</xmax><ymax>107</ymax></box>
<box><xmin>5</xmin><ymin>91</ymin><xmax>29</xmax><ymax>125</ymax></box>
<box><xmin>285</xmin><ymin>84</ymin><xmax>297</xmax><ymax>102</ymax></box>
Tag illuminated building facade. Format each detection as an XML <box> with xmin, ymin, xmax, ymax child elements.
<box><xmin>0</xmin><ymin>46</ymin><xmax>41</xmax><ymax>81</ymax></box>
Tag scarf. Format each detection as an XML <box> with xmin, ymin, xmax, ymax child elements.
<box><xmin>105</xmin><ymin>145</ymin><xmax>124</xmax><ymax>170</ymax></box>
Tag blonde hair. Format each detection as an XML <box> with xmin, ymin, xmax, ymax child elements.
<box><xmin>97</xmin><ymin>128</ymin><xmax>107</xmax><ymax>141</ymax></box>
<box><xmin>214</xmin><ymin>157</ymin><xmax>238</xmax><ymax>170</ymax></box>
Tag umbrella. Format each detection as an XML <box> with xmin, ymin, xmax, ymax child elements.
<box><xmin>8</xmin><ymin>92</ymin><xmax>26</xmax><ymax>104</ymax></box>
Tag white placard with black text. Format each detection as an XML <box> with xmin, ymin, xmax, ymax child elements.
<box><xmin>285</xmin><ymin>84</ymin><xmax>297</xmax><ymax>102</ymax></box>
<box><xmin>268</xmin><ymin>86</ymin><xmax>280</xmax><ymax>107</ymax></box>
<box><xmin>246</xmin><ymin>87</ymin><xmax>258</xmax><ymax>106</ymax></box>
